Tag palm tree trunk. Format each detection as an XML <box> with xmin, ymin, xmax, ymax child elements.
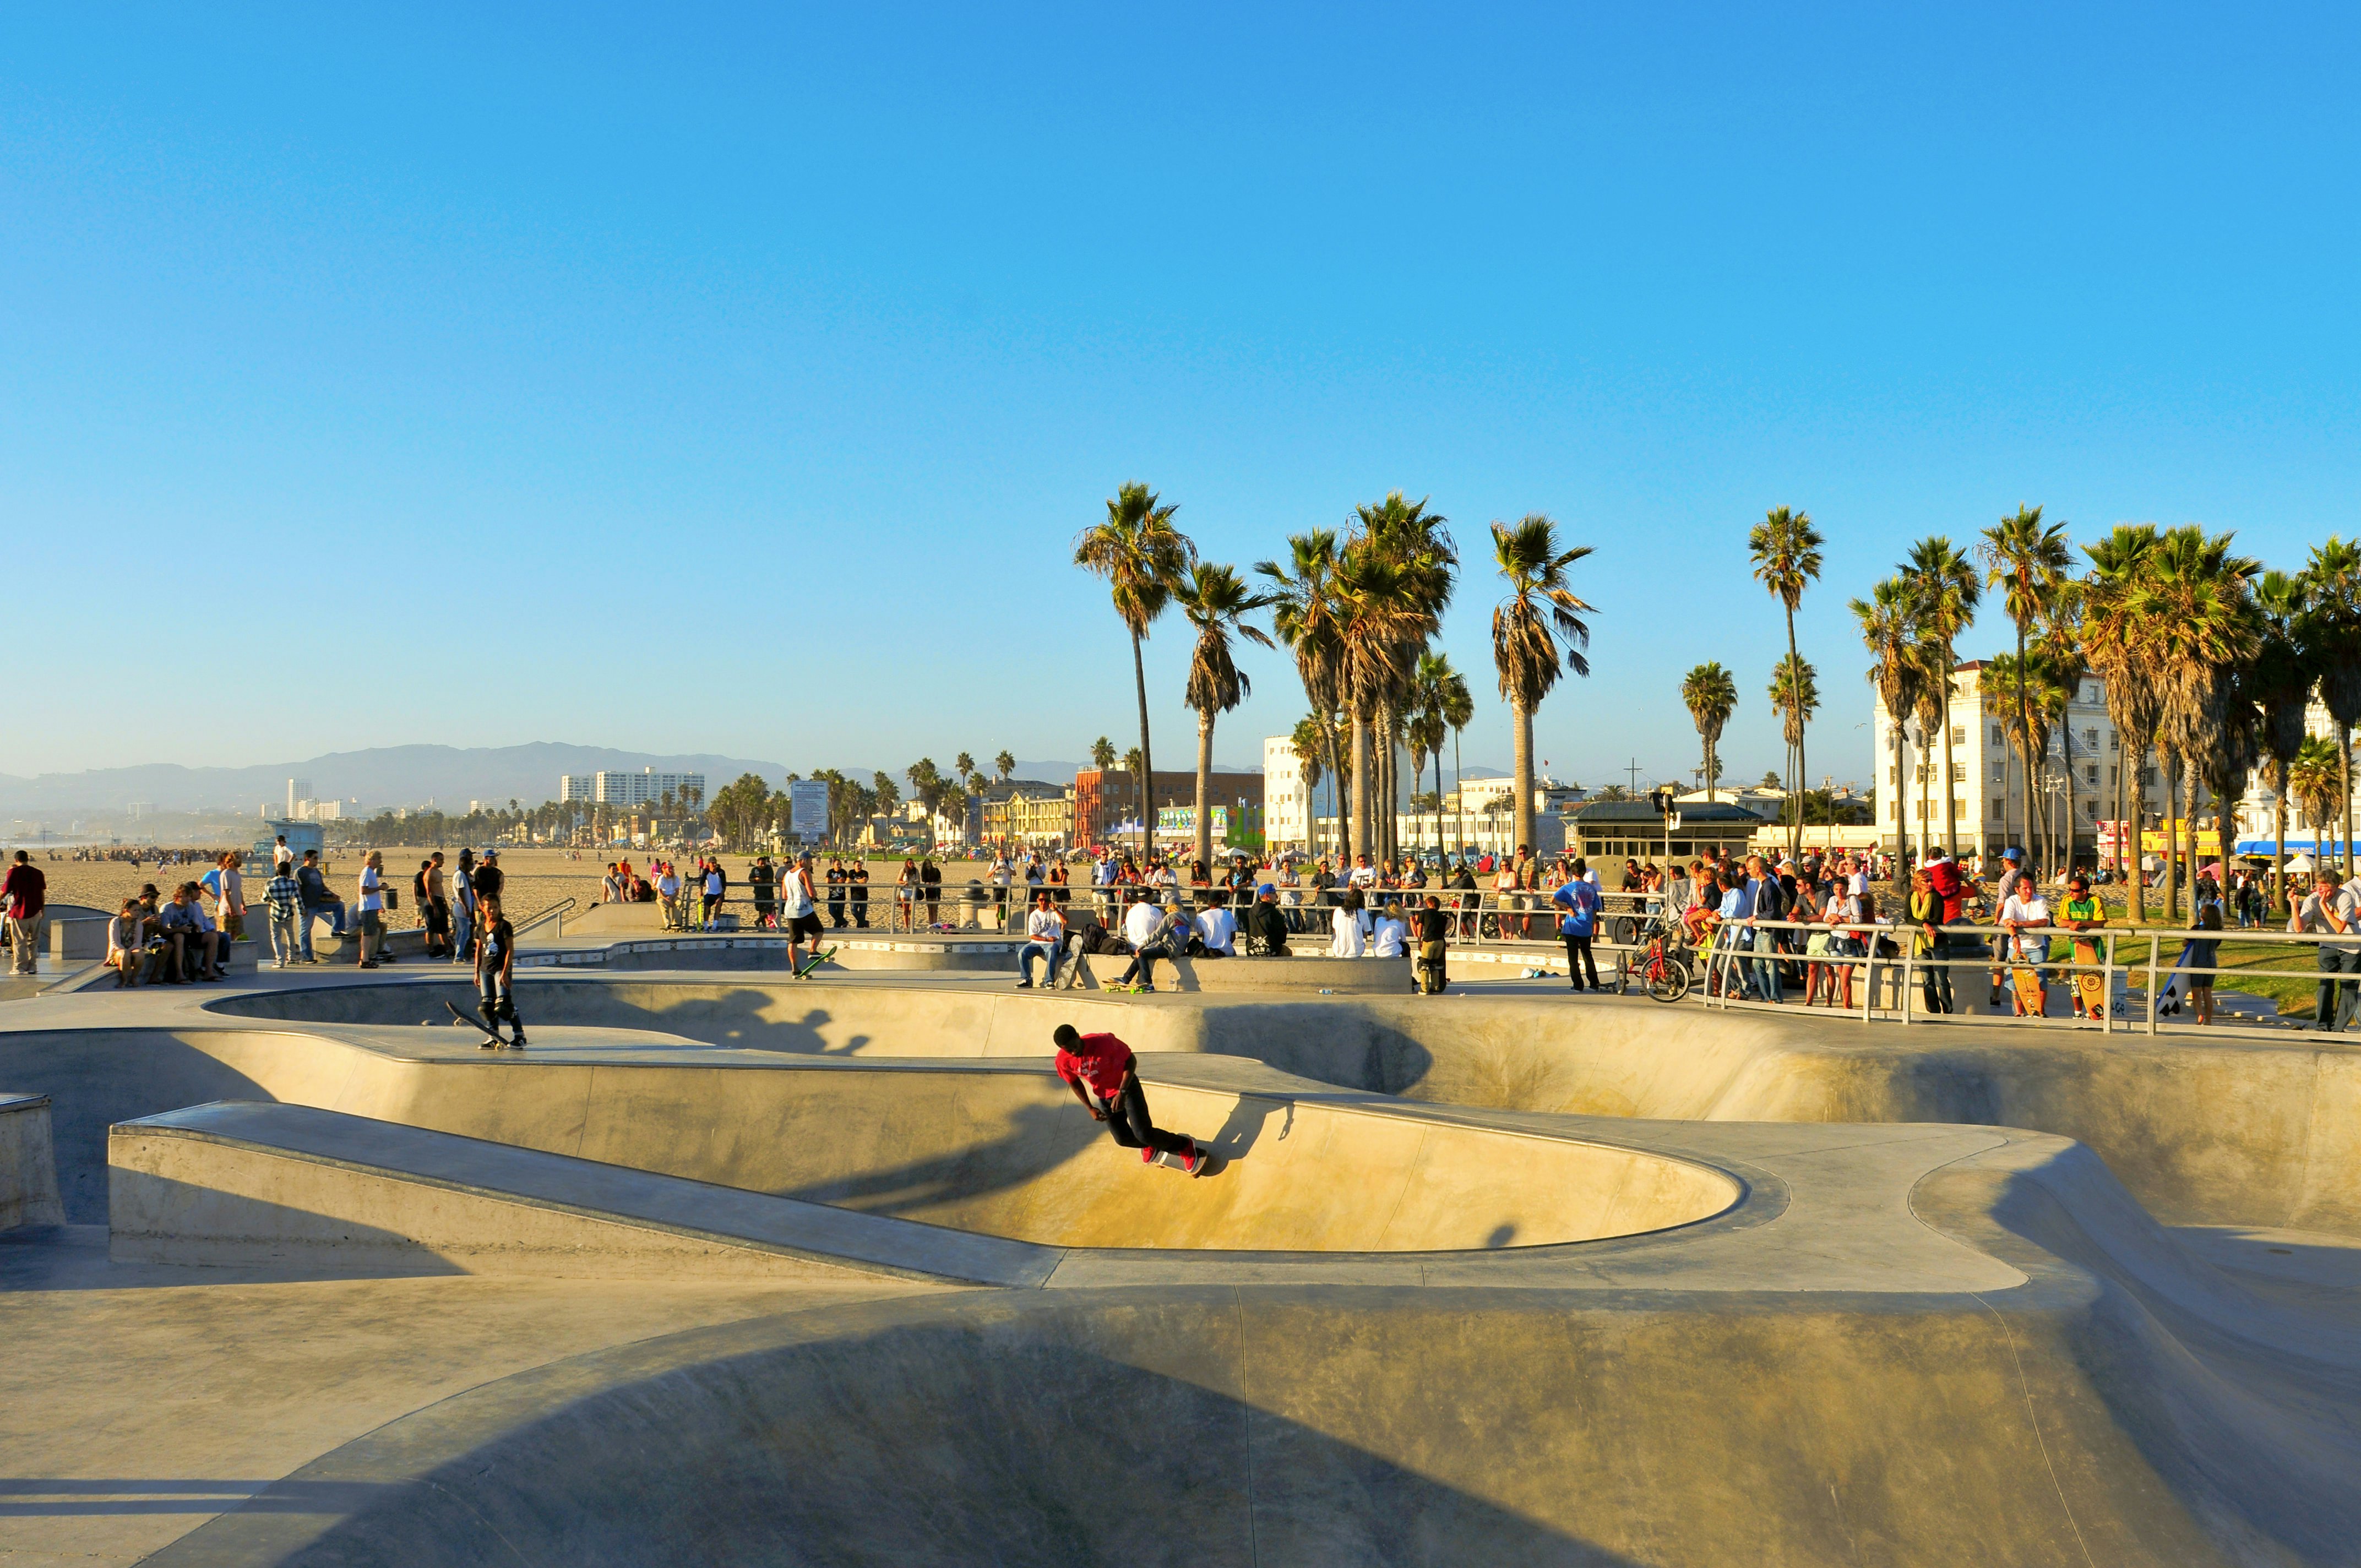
<box><xmin>2185</xmin><ymin>755</ymin><xmax>2202</xmax><ymax>911</ymax></box>
<box><xmin>1130</xmin><ymin>631</ymin><xmax>1155</xmax><ymax>861</ymax></box>
<box><xmin>1784</xmin><ymin>605</ymin><xmax>1804</xmax><ymax>862</ymax></box>
<box><xmin>2273</xmin><ymin>769</ymin><xmax>2289</xmax><ymax>920</ymax></box>
<box><xmin>2015</xmin><ymin>620</ymin><xmax>2031</xmax><ymax>863</ymax></box>
<box><xmin>1511</xmin><ymin>701</ymin><xmax>1536</xmax><ymax>855</ymax></box>
<box><xmin>1350</xmin><ymin>715</ymin><xmax>1373</xmax><ymax>862</ymax></box>
<box><xmin>1452</xmin><ymin>728</ymin><xmax>1465</xmax><ymax>859</ymax></box>
<box><xmin>2342</xmin><ymin>725</ymin><xmax>2355</xmax><ymax>879</ymax></box>
<box><xmin>1891</xmin><ymin>722</ymin><xmax>1910</xmax><ymax>900</ymax></box>
<box><xmin>1324</xmin><ymin>721</ymin><xmax>1346</xmax><ymax>865</ymax></box>
<box><xmin>2130</xmin><ymin>746</ymin><xmax>2148</xmax><ymax>924</ymax></box>
<box><xmin>2163</xmin><ymin>749</ymin><xmax>2180</xmax><ymax>921</ymax></box>
<box><xmin>1194</xmin><ymin>712</ymin><xmax>1215</xmax><ymax>872</ymax></box>
<box><xmin>2061</xmin><ymin>728</ymin><xmax>2076</xmax><ymax>878</ymax></box>
<box><xmin>1940</xmin><ymin>673</ymin><xmax>1959</xmax><ymax>861</ymax></box>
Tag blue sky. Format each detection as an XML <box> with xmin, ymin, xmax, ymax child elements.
<box><xmin>6</xmin><ymin>3</ymin><xmax>2355</xmax><ymax>789</ymax></box>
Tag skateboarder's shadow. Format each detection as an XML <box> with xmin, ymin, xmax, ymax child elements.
<box><xmin>1202</xmin><ymin>1096</ymin><xmax>1292</xmax><ymax>1166</ymax></box>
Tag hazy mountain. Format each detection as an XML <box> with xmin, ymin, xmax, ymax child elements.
<box><xmin>0</xmin><ymin>744</ymin><xmax>1274</xmax><ymax>819</ymax></box>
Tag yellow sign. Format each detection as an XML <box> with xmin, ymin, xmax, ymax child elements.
<box><xmin>2137</xmin><ymin>830</ymin><xmax>2222</xmax><ymax>856</ymax></box>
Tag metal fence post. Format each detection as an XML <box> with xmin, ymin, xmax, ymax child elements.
<box><xmin>2145</xmin><ymin>932</ymin><xmax>2159</xmax><ymax>1037</ymax></box>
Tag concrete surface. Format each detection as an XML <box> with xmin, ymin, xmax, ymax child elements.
<box><xmin>7</xmin><ymin>961</ymin><xmax>2361</xmax><ymax>1564</ymax></box>
<box><xmin>0</xmin><ymin>1092</ymin><xmax>63</xmax><ymax>1228</ymax></box>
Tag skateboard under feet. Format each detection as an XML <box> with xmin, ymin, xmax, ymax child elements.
<box><xmin>446</xmin><ymin>998</ymin><xmax>524</xmax><ymax>1050</ymax></box>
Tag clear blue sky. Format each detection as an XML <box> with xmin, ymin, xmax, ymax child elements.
<box><xmin>7</xmin><ymin>4</ymin><xmax>2355</xmax><ymax>788</ymax></box>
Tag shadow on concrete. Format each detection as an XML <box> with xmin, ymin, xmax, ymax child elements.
<box><xmin>0</xmin><ymin>1477</ymin><xmax>386</xmax><ymax>1517</ymax></box>
<box><xmin>779</xmin><ymin>1103</ymin><xmax>1084</xmax><ymax>1217</ymax></box>
<box><xmin>154</xmin><ymin>1304</ymin><xmax>1642</xmax><ymax>1567</ymax></box>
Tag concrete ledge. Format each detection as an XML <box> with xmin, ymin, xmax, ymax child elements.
<box><xmin>1079</xmin><ymin>951</ymin><xmax>1414</xmax><ymax>993</ymax></box>
<box><xmin>108</xmin><ymin>1101</ymin><xmax>1054</xmax><ymax>1286</ymax></box>
<box><xmin>0</xmin><ymin>1092</ymin><xmax>63</xmax><ymax>1229</ymax></box>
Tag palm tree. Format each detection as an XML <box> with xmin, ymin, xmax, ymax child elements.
<box><xmin>1173</xmin><ymin>562</ymin><xmax>1276</xmax><ymax>869</ymax></box>
<box><xmin>1853</xmin><ymin>576</ymin><xmax>1923</xmax><ymax>899</ymax></box>
<box><xmin>1985</xmin><ymin>651</ymin><xmax>2062</xmax><ymax>867</ymax></box>
<box><xmin>1408</xmin><ymin>651</ymin><xmax>1472</xmax><ymax>857</ymax></box>
<box><xmin>2292</xmin><ymin>735</ymin><xmax>2343</xmax><ymax>872</ymax></box>
<box><xmin>2251</xmin><ymin>571</ymin><xmax>2314</xmax><ymax>916</ymax></box>
<box><xmin>1290</xmin><ymin>714</ymin><xmax>1333</xmax><ymax>858</ymax></box>
<box><xmin>954</xmin><ymin>753</ymin><xmax>976</xmax><ymax>786</ymax></box>
<box><xmin>1979</xmin><ymin>505</ymin><xmax>2073</xmax><ymax>863</ymax></box>
<box><xmin>1122</xmin><ymin>747</ymin><xmax>1145</xmax><ymax>840</ymax></box>
<box><xmin>1335</xmin><ymin>541</ymin><xmax>1440</xmax><ymax>859</ymax></box>
<box><xmin>1075</xmin><ymin>482</ymin><xmax>1196</xmax><ymax>859</ymax></box>
<box><xmin>1489</xmin><ymin>515</ymin><xmax>1593</xmax><ymax>855</ymax></box>
<box><xmin>2300</xmin><ymin>537</ymin><xmax>2361</xmax><ymax>877</ymax></box>
<box><xmin>2132</xmin><ymin>526</ymin><xmax>2262</xmax><ymax>916</ymax></box>
<box><xmin>994</xmin><ymin>751</ymin><xmax>1015</xmax><ymax>783</ymax></box>
<box><xmin>1750</xmin><ymin>507</ymin><xmax>1825</xmax><ymax>859</ymax></box>
<box><xmin>1903</xmin><ymin>537</ymin><xmax>1981</xmax><ymax>857</ymax></box>
<box><xmin>1767</xmin><ymin>654</ymin><xmax>1819</xmax><ymax>839</ymax></box>
<box><xmin>1258</xmin><ymin>530</ymin><xmax>1353</xmax><ymax>857</ymax></box>
<box><xmin>1680</xmin><ymin>663</ymin><xmax>1738</xmax><ymax>803</ymax></box>
<box><xmin>2081</xmin><ymin>525</ymin><xmax>2161</xmax><ymax>914</ymax></box>
<box><xmin>1346</xmin><ymin>493</ymin><xmax>1456</xmax><ymax>863</ymax></box>
<box><xmin>2034</xmin><ymin>588</ymin><xmax>2089</xmax><ymax>875</ymax></box>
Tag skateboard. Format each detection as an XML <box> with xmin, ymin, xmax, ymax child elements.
<box><xmin>793</xmin><ymin>945</ymin><xmax>837</xmax><ymax>978</ymax></box>
<box><xmin>445</xmin><ymin>998</ymin><xmax>521</xmax><ymax>1050</ymax></box>
<box><xmin>1147</xmin><ymin>1139</ymin><xmax>1212</xmax><ymax>1177</ymax></box>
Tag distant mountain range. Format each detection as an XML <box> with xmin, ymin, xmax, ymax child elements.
<box><xmin>0</xmin><ymin>744</ymin><xmax>1272</xmax><ymax>820</ymax></box>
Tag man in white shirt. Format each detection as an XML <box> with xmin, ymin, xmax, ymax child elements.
<box><xmin>1114</xmin><ymin>890</ymin><xmax>1181</xmax><ymax>992</ymax></box>
<box><xmin>1016</xmin><ymin>892</ymin><xmax>1067</xmax><ymax>988</ymax></box>
<box><xmin>1998</xmin><ymin>878</ymin><xmax>2053</xmax><ymax>1015</ymax></box>
<box><xmin>1347</xmin><ymin>854</ymin><xmax>1378</xmax><ymax>890</ymax></box>
<box><xmin>1195</xmin><ymin>892</ymin><xmax>1238</xmax><ymax>957</ymax></box>
<box><xmin>2294</xmin><ymin>869</ymin><xmax>2361</xmax><ymax>1032</ymax></box>
<box><xmin>355</xmin><ymin>850</ymin><xmax>390</xmax><ymax>969</ymax></box>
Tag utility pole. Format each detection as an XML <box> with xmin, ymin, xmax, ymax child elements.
<box><xmin>1626</xmin><ymin>758</ymin><xmax>1644</xmax><ymax>797</ymax></box>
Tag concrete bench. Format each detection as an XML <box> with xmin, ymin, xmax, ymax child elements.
<box><xmin>0</xmin><ymin>1093</ymin><xmax>63</xmax><ymax>1230</ymax></box>
<box><xmin>1077</xmin><ymin>951</ymin><xmax>1412</xmax><ymax>994</ymax></box>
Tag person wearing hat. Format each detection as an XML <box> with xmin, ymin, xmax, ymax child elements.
<box><xmin>472</xmin><ymin>848</ymin><xmax>504</xmax><ymax>907</ymax></box>
<box><xmin>2058</xmin><ymin>874</ymin><xmax>2110</xmax><ymax>1020</ymax></box>
<box><xmin>1245</xmin><ymin>883</ymin><xmax>1290</xmax><ymax>957</ymax></box>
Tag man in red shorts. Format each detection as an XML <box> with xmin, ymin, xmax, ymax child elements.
<box><xmin>1052</xmin><ymin>1023</ymin><xmax>1203</xmax><ymax>1173</ymax></box>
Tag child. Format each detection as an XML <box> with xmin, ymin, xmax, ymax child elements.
<box><xmin>473</xmin><ymin>893</ymin><xmax>527</xmax><ymax>1049</ymax></box>
<box><xmin>2184</xmin><ymin>902</ymin><xmax>2223</xmax><ymax>1026</ymax></box>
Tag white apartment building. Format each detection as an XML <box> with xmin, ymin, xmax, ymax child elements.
<box><xmin>1870</xmin><ymin>662</ymin><xmax>2173</xmax><ymax>860</ymax></box>
<box><xmin>561</xmin><ymin>769</ymin><xmax>706</xmax><ymax>808</ymax></box>
<box><xmin>1263</xmin><ymin>734</ymin><xmax>1415</xmax><ymax>852</ymax></box>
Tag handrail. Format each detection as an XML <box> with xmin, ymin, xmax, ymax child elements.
<box><xmin>512</xmin><ymin>896</ymin><xmax>576</xmax><ymax>938</ymax></box>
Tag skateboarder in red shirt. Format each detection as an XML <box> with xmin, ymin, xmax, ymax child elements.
<box><xmin>1052</xmin><ymin>1023</ymin><xmax>1204</xmax><ymax>1174</ymax></box>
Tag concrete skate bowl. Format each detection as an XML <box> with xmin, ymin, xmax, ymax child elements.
<box><xmin>209</xmin><ymin>976</ymin><xmax>2361</xmax><ymax>1234</ymax></box>
<box><xmin>148</xmin><ymin>1195</ymin><xmax>2361</xmax><ymax>1568</ymax></box>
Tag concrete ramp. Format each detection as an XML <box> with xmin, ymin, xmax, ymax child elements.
<box><xmin>110</xmin><ymin>1101</ymin><xmax>1052</xmax><ymax>1286</ymax></box>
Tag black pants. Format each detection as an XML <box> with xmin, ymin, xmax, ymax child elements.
<box><xmin>851</xmin><ymin>894</ymin><xmax>868</xmax><ymax>929</ymax></box>
<box><xmin>1118</xmin><ymin>938</ymin><xmax>1174</xmax><ymax>988</ymax></box>
<box><xmin>480</xmin><ymin>974</ymin><xmax>522</xmax><ymax>1032</ymax></box>
<box><xmin>1101</xmin><ymin>1079</ymin><xmax>1191</xmax><ymax>1157</ymax></box>
<box><xmin>1921</xmin><ymin>940</ymin><xmax>1958</xmax><ymax>1014</ymax></box>
<box><xmin>1563</xmin><ymin>933</ymin><xmax>1599</xmax><ymax>989</ymax></box>
<box><xmin>829</xmin><ymin>893</ymin><xmax>847</xmax><ymax>928</ymax></box>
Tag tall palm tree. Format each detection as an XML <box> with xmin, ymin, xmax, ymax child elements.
<box><xmin>994</xmin><ymin>752</ymin><xmax>1015</xmax><ymax>783</ymax></box>
<box><xmin>2300</xmin><ymin>537</ymin><xmax>2361</xmax><ymax>877</ymax></box>
<box><xmin>1767</xmin><ymin>655</ymin><xmax>1819</xmax><ymax>843</ymax></box>
<box><xmin>1489</xmin><ymin>515</ymin><xmax>1593</xmax><ymax>856</ymax></box>
<box><xmin>1853</xmin><ymin>576</ymin><xmax>1923</xmax><ymax>899</ymax></box>
<box><xmin>2081</xmin><ymin>525</ymin><xmax>2161</xmax><ymax>916</ymax></box>
<box><xmin>1903</xmin><ymin>537</ymin><xmax>1981</xmax><ymax>857</ymax></box>
<box><xmin>2292</xmin><ymin>735</ymin><xmax>2343</xmax><ymax>872</ymax></box>
<box><xmin>2131</xmin><ymin>526</ymin><xmax>2262</xmax><ymax>915</ymax></box>
<box><xmin>1173</xmin><ymin>563</ymin><xmax>1276</xmax><ymax>869</ymax></box>
<box><xmin>2036</xmin><ymin>586</ymin><xmax>2089</xmax><ymax>875</ymax></box>
<box><xmin>1290</xmin><ymin>714</ymin><xmax>1334</xmax><ymax>858</ymax></box>
<box><xmin>1335</xmin><ymin>542</ymin><xmax>1439</xmax><ymax>859</ymax></box>
<box><xmin>1977</xmin><ymin>505</ymin><xmax>2070</xmax><ymax>862</ymax></box>
<box><xmin>1075</xmin><ymin>482</ymin><xmax>1196</xmax><ymax>858</ymax></box>
<box><xmin>1984</xmin><ymin>651</ymin><xmax>2063</xmax><ymax>868</ymax></box>
<box><xmin>1258</xmin><ymin>530</ymin><xmax>1352</xmax><ymax>858</ymax></box>
<box><xmin>2251</xmin><ymin>571</ymin><xmax>2315</xmax><ymax>916</ymax></box>
<box><xmin>1680</xmin><ymin>663</ymin><xmax>1738</xmax><ymax>803</ymax></box>
<box><xmin>1410</xmin><ymin>652</ymin><xmax>1473</xmax><ymax>857</ymax></box>
<box><xmin>1750</xmin><ymin>507</ymin><xmax>1825</xmax><ymax>859</ymax></box>
<box><xmin>1346</xmin><ymin>493</ymin><xmax>1456</xmax><ymax>863</ymax></box>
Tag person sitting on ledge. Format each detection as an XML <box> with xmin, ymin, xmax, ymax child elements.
<box><xmin>1245</xmin><ymin>883</ymin><xmax>1290</xmax><ymax>956</ymax></box>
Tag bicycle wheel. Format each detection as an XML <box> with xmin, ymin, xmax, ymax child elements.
<box><xmin>1647</xmin><ymin>954</ymin><xmax>1692</xmax><ymax>1003</ymax></box>
<box><xmin>1609</xmin><ymin>916</ymin><xmax>1638</xmax><ymax>946</ymax></box>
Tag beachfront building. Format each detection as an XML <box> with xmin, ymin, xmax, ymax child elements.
<box><xmin>978</xmin><ymin>784</ymin><xmax>1076</xmax><ymax>850</ymax></box>
<box><xmin>561</xmin><ymin>769</ymin><xmax>706</xmax><ymax>808</ymax></box>
<box><xmin>1869</xmin><ymin>663</ymin><xmax>2175</xmax><ymax>865</ymax></box>
<box><xmin>1075</xmin><ymin>768</ymin><xmax>1264</xmax><ymax>847</ymax></box>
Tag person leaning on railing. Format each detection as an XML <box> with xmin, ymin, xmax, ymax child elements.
<box><xmin>1907</xmin><ymin>868</ymin><xmax>1952</xmax><ymax>1015</ymax></box>
<box><xmin>2291</xmin><ymin>868</ymin><xmax>2361</xmax><ymax>1034</ymax></box>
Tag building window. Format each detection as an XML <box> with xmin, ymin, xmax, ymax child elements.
<box><xmin>2140</xmin><ymin>766</ymin><xmax>2156</xmax><ymax>786</ymax></box>
<box><xmin>2085</xmin><ymin>765</ymin><xmax>2098</xmax><ymax>786</ymax></box>
<box><xmin>1888</xmin><ymin>765</ymin><xmax>1898</xmax><ymax>786</ymax></box>
<box><xmin>1991</xmin><ymin>725</ymin><xmax>2004</xmax><ymax>745</ymax></box>
<box><xmin>2110</xmin><ymin>731</ymin><xmax>2120</xmax><ymax>751</ymax></box>
<box><xmin>1992</xmin><ymin>763</ymin><xmax>2004</xmax><ymax>783</ymax></box>
<box><xmin>1951</xmin><ymin>726</ymin><xmax>1965</xmax><ymax>747</ymax></box>
<box><xmin>1992</xmin><ymin>801</ymin><xmax>2003</xmax><ymax>820</ymax></box>
<box><xmin>2108</xmin><ymin>765</ymin><xmax>2118</xmax><ymax>787</ymax></box>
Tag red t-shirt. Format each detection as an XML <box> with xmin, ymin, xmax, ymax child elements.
<box><xmin>1055</xmin><ymin>1032</ymin><xmax>1134</xmax><ymax>1105</ymax></box>
<box><xmin>1926</xmin><ymin>860</ymin><xmax>1966</xmax><ymax>923</ymax></box>
<box><xmin>2</xmin><ymin>864</ymin><xmax>43</xmax><ymax>921</ymax></box>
